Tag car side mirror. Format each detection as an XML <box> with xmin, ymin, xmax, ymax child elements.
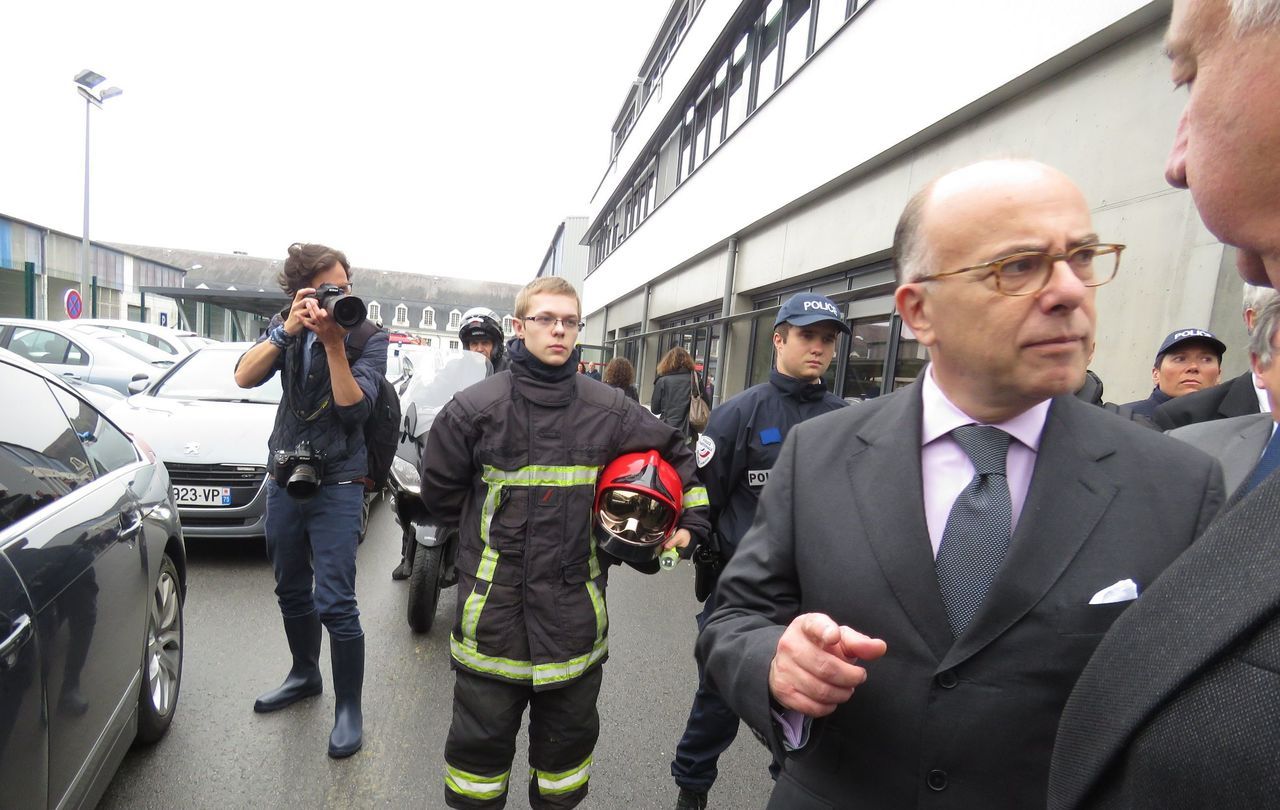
<box><xmin>402</xmin><ymin>407</ymin><xmax>417</xmax><ymax>439</ymax></box>
<box><xmin>128</xmin><ymin>377</ymin><xmax>151</xmax><ymax>395</ymax></box>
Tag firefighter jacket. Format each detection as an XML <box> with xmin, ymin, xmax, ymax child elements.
<box><xmin>694</xmin><ymin>369</ymin><xmax>846</xmax><ymax>557</ymax></box>
<box><xmin>419</xmin><ymin>345</ymin><xmax>711</xmax><ymax>690</ymax></box>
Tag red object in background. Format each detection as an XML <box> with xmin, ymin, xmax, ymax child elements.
<box><xmin>388</xmin><ymin>332</ymin><xmax>419</xmax><ymax>344</ymax></box>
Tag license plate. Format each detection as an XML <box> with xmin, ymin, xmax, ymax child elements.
<box><xmin>172</xmin><ymin>486</ymin><xmax>232</xmax><ymax>506</ymax></box>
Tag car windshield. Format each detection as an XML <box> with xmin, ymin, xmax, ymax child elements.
<box><xmin>180</xmin><ymin>335</ymin><xmax>217</xmax><ymax>352</ymax></box>
<box><xmin>96</xmin><ymin>332</ymin><xmax>176</xmax><ymax>366</ymax></box>
<box><xmin>151</xmin><ymin>349</ymin><xmax>282</xmax><ymax>403</ymax></box>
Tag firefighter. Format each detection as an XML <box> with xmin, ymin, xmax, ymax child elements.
<box><xmin>420</xmin><ymin>277</ymin><xmax>710</xmax><ymax>809</ymax></box>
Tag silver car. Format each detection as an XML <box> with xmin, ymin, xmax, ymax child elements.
<box><xmin>0</xmin><ymin>318</ymin><xmax>175</xmax><ymax>395</ymax></box>
<box><xmin>109</xmin><ymin>344</ymin><xmax>279</xmax><ymax>539</ymax></box>
<box><xmin>65</xmin><ymin>318</ymin><xmax>215</xmax><ymax>358</ymax></box>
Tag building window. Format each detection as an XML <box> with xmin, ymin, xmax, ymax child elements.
<box><xmin>755</xmin><ymin>0</ymin><xmax>785</xmax><ymax>108</ymax></box>
<box><xmin>587</xmin><ymin>0</ymin><xmax>863</xmax><ymax>275</ymax></box>
<box><xmin>449</xmin><ymin>339</ymin><xmax>460</xmax><ymax>350</ymax></box>
<box><xmin>393</xmin><ymin>304</ymin><xmax>409</xmax><ymax>326</ymax></box>
<box><xmin>368</xmin><ymin>302</ymin><xmax>382</xmax><ymax>323</ymax></box>
<box><xmin>448</xmin><ymin>310</ymin><xmax>462</xmax><ymax>330</ymax></box>
<box><xmin>424</xmin><ymin>337</ymin><xmax>433</xmax><ymax>347</ymax></box>
<box><xmin>781</xmin><ymin>0</ymin><xmax>813</xmax><ymax>84</ymax></box>
<box><xmin>503</xmin><ymin>315</ymin><xmax>514</xmax><ymax>334</ymax></box>
<box><xmin>421</xmin><ymin>307</ymin><xmax>435</xmax><ymax>329</ymax></box>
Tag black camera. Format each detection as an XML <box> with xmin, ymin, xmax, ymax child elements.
<box><xmin>274</xmin><ymin>441</ymin><xmax>325</xmax><ymax>500</ymax></box>
<box><xmin>308</xmin><ymin>283</ymin><xmax>367</xmax><ymax>329</ymax></box>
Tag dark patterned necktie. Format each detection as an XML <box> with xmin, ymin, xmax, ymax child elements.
<box><xmin>936</xmin><ymin>425</ymin><xmax>1013</xmax><ymax>637</ymax></box>
<box><xmin>1240</xmin><ymin>427</ymin><xmax>1280</xmax><ymax>497</ymax></box>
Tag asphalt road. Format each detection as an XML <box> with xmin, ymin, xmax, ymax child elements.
<box><xmin>100</xmin><ymin>497</ymin><xmax>775</xmax><ymax>809</ymax></box>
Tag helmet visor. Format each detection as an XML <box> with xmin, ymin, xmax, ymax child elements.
<box><xmin>598</xmin><ymin>489</ymin><xmax>673</xmax><ymax>545</ymax></box>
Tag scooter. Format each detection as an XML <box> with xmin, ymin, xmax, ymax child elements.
<box><xmin>387</xmin><ymin>350</ymin><xmax>488</xmax><ymax>634</ymax></box>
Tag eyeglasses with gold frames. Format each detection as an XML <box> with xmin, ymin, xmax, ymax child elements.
<box><xmin>914</xmin><ymin>243</ymin><xmax>1125</xmax><ymax>297</ymax></box>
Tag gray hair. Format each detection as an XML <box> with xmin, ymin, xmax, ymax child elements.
<box><xmin>1243</xmin><ymin>282</ymin><xmax>1278</xmax><ymax>318</ymax></box>
<box><xmin>1248</xmin><ymin>295</ymin><xmax>1280</xmax><ymax>368</ymax></box>
<box><xmin>1230</xmin><ymin>0</ymin><xmax>1280</xmax><ymax>32</ymax></box>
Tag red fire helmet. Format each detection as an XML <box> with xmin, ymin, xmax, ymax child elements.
<box><xmin>593</xmin><ymin>450</ymin><xmax>683</xmax><ymax>564</ymax></box>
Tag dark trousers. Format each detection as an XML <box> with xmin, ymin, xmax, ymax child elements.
<box><xmin>445</xmin><ymin>666</ymin><xmax>602</xmax><ymax>810</ymax></box>
<box><xmin>671</xmin><ymin>588</ymin><xmax>741</xmax><ymax>792</ymax></box>
<box><xmin>265</xmin><ymin>480</ymin><xmax>364</xmax><ymax>640</ymax></box>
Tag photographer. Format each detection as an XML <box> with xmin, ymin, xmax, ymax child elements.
<box><xmin>234</xmin><ymin>242</ymin><xmax>387</xmax><ymax>759</ymax></box>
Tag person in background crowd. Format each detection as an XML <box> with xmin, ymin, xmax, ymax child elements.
<box><xmin>704</xmin><ymin>374</ymin><xmax>715</xmax><ymax>404</ymax></box>
<box><xmin>1120</xmin><ymin>328</ymin><xmax>1225</xmax><ymax>419</ymax></box>
<box><xmin>419</xmin><ymin>276</ymin><xmax>710</xmax><ymax>809</ymax></box>
<box><xmin>670</xmin><ymin>292</ymin><xmax>849</xmax><ymax>810</ymax></box>
<box><xmin>603</xmin><ymin>357</ymin><xmax>640</xmax><ymax>401</ymax></box>
<box><xmin>586</xmin><ymin>362</ymin><xmax>602</xmax><ymax>382</ymax></box>
<box><xmin>1154</xmin><ymin>283</ymin><xmax>1279</xmax><ymax>428</ymax></box>
<box><xmin>1049</xmin><ymin>2</ymin><xmax>1280</xmax><ymax>806</ymax></box>
<box><xmin>699</xmin><ymin>159</ymin><xmax>1223</xmax><ymax>809</ymax></box>
<box><xmin>234</xmin><ymin>242</ymin><xmax>388</xmax><ymax>759</ymax></box>
<box><xmin>1168</xmin><ymin>297</ymin><xmax>1280</xmax><ymax>496</ymax></box>
<box><xmin>458</xmin><ymin>307</ymin><xmax>510</xmax><ymax>373</ymax></box>
<box><xmin>651</xmin><ymin>347</ymin><xmax>701</xmax><ymax>440</ymax></box>
<box><xmin>576</xmin><ymin>361</ymin><xmax>587</xmax><ymax>374</ymax></box>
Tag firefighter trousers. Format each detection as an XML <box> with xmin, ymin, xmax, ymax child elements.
<box><xmin>444</xmin><ymin>665</ymin><xmax>602</xmax><ymax>810</ymax></box>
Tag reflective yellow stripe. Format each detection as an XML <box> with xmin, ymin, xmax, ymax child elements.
<box><xmin>532</xmin><ymin>756</ymin><xmax>592</xmax><ymax>795</ymax></box>
<box><xmin>450</xmin><ymin>636</ymin><xmax>533</xmax><ymax>681</ymax></box>
<box><xmin>445</xmin><ymin>764</ymin><xmax>509</xmax><ymax>800</ymax></box>
<box><xmin>482</xmin><ymin>464</ymin><xmax>600</xmax><ymax>487</ymax></box>
<box><xmin>587</xmin><ymin>531</ymin><xmax>601</xmax><ymax>579</ymax></box>
<box><xmin>531</xmin><ymin>637</ymin><xmax>608</xmax><ymax>687</ymax></box>
<box><xmin>586</xmin><ymin>580</ymin><xmax>607</xmax><ymax>644</ymax></box>
<box><xmin>460</xmin><ymin>481</ymin><xmax>505</xmax><ymax>646</ymax></box>
<box><xmin>684</xmin><ymin>485</ymin><xmax>710</xmax><ymax>508</ymax></box>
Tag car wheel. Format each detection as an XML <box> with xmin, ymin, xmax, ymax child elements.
<box><xmin>135</xmin><ymin>554</ymin><xmax>183</xmax><ymax>745</ymax></box>
<box><xmin>407</xmin><ymin>543</ymin><xmax>444</xmax><ymax>634</ymax></box>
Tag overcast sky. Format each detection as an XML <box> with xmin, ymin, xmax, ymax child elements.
<box><xmin>1</xmin><ymin>1</ymin><xmax>668</xmax><ymax>284</ymax></box>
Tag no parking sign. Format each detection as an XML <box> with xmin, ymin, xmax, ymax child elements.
<box><xmin>64</xmin><ymin>289</ymin><xmax>84</xmax><ymax>319</ymax></box>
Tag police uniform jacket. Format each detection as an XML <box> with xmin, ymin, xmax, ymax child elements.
<box><xmin>242</xmin><ymin>313</ymin><xmax>388</xmax><ymax>485</ymax></box>
<box><xmin>695</xmin><ymin>369</ymin><xmax>845</xmax><ymax>555</ymax></box>
<box><xmin>419</xmin><ymin>343</ymin><xmax>711</xmax><ymax>690</ymax></box>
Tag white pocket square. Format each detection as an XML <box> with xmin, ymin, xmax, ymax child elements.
<box><xmin>1089</xmin><ymin>578</ymin><xmax>1140</xmax><ymax>605</ymax></box>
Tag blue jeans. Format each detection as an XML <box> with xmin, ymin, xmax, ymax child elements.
<box><xmin>265</xmin><ymin>480</ymin><xmax>364</xmax><ymax>641</ymax></box>
<box><xmin>671</xmin><ymin>588</ymin><xmax>742</xmax><ymax>792</ymax></box>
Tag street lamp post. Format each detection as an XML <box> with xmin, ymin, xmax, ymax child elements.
<box><xmin>74</xmin><ymin>69</ymin><xmax>122</xmax><ymax>317</ymax></box>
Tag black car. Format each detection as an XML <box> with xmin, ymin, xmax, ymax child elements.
<box><xmin>0</xmin><ymin>348</ymin><xmax>186</xmax><ymax>809</ymax></box>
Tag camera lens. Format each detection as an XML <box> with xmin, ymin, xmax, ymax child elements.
<box><xmin>328</xmin><ymin>295</ymin><xmax>367</xmax><ymax>329</ymax></box>
<box><xmin>286</xmin><ymin>462</ymin><xmax>321</xmax><ymax>500</ymax></box>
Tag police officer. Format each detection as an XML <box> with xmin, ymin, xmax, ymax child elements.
<box><xmin>670</xmin><ymin>292</ymin><xmax>849</xmax><ymax>810</ymax></box>
<box><xmin>1120</xmin><ymin>327</ymin><xmax>1226</xmax><ymax>420</ymax></box>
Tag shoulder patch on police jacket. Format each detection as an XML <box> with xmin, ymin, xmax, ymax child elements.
<box><xmin>696</xmin><ymin>434</ymin><xmax>716</xmax><ymax>468</ymax></box>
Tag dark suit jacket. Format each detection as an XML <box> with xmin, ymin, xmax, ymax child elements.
<box><xmin>1169</xmin><ymin>412</ymin><xmax>1273</xmax><ymax>496</ymax></box>
<box><xmin>1049</xmin><ymin>473</ymin><xmax>1280</xmax><ymax>809</ymax></box>
<box><xmin>700</xmin><ymin>384</ymin><xmax>1224</xmax><ymax>809</ymax></box>
<box><xmin>1152</xmin><ymin>370</ymin><xmax>1261</xmax><ymax>430</ymax></box>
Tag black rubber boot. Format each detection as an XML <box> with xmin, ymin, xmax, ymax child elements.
<box><xmin>675</xmin><ymin>787</ymin><xmax>708</xmax><ymax>810</ymax></box>
<box><xmin>254</xmin><ymin>612</ymin><xmax>323</xmax><ymax>713</ymax></box>
<box><xmin>328</xmin><ymin>634</ymin><xmax>364</xmax><ymax>758</ymax></box>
